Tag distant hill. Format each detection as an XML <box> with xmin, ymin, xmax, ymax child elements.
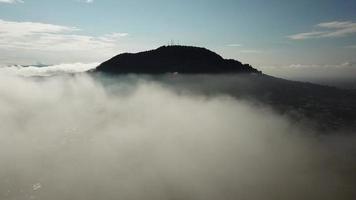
<box><xmin>95</xmin><ymin>45</ymin><xmax>261</xmax><ymax>74</ymax></box>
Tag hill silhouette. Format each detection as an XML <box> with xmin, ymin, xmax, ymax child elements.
<box><xmin>96</xmin><ymin>45</ymin><xmax>261</xmax><ymax>74</ymax></box>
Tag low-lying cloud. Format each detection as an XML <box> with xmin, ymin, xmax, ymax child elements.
<box><xmin>0</xmin><ymin>70</ymin><xmax>355</xmax><ymax>200</ymax></box>
<box><xmin>259</xmin><ymin>63</ymin><xmax>356</xmax><ymax>88</ymax></box>
<box><xmin>0</xmin><ymin>63</ymin><xmax>99</xmax><ymax>77</ymax></box>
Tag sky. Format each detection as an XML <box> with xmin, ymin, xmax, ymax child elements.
<box><xmin>0</xmin><ymin>0</ymin><xmax>356</xmax><ymax>79</ymax></box>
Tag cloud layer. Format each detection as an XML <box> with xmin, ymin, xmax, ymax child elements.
<box><xmin>289</xmin><ymin>21</ymin><xmax>356</xmax><ymax>40</ymax></box>
<box><xmin>0</xmin><ymin>62</ymin><xmax>99</xmax><ymax>76</ymax></box>
<box><xmin>259</xmin><ymin>62</ymin><xmax>356</xmax><ymax>88</ymax></box>
<box><xmin>0</xmin><ymin>71</ymin><xmax>355</xmax><ymax>200</ymax></box>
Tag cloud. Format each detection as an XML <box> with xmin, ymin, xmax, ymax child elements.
<box><xmin>226</xmin><ymin>44</ymin><xmax>263</xmax><ymax>54</ymax></box>
<box><xmin>239</xmin><ymin>49</ymin><xmax>261</xmax><ymax>53</ymax></box>
<box><xmin>288</xmin><ymin>31</ymin><xmax>327</xmax><ymax>40</ymax></box>
<box><xmin>0</xmin><ymin>19</ymin><xmax>129</xmax><ymax>64</ymax></box>
<box><xmin>0</xmin><ymin>19</ymin><xmax>128</xmax><ymax>51</ymax></box>
<box><xmin>345</xmin><ymin>45</ymin><xmax>356</xmax><ymax>49</ymax></box>
<box><xmin>259</xmin><ymin>62</ymin><xmax>356</xmax><ymax>87</ymax></box>
<box><xmin>288</xmin><ymin>21</ymin><xmax>356</xmax><ymax>40</ymax></box>
<box><xmin>0</xmin><ymin>62</ymin><xmax>99</xmax><ymax>76</ymax></box>
<box><xmin>287</xmin><ymin>62</ymin><xmax>356</xmax><ymax>68</ymax></box>
<box><xmin>226</xmin><ymin>44</ymin><xmax>242</xmax><ymax>47</ymax></box>
<box><xmin>341</xmin><ymin>61</ymin><xmax>356</xmax><ymax>67</ymax></box>
<box><xmin>0</xmin><ymin>0</ymin><xmax>23</xmax><ymax>3</ymax></box>
<box><xmin>78</xmin><ymin>0</ymin><xmax>94</xmax><ymax>3</ymax></box>
<box><xmin>0</xmin><ymin>72</ymin><xmax>355</xmax><ymax>199</ymax></box>
<box><xmin>0</xmin><ymin>19</ymin><xmax>79</xmax><ymax>36</ymax></box>
<box><xmin>99</xmin><ymin>33</ymin><xmax>130</xmax><ymax>42</ymax></box>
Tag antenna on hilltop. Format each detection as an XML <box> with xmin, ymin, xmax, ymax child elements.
<box><xmin>167</xmin><ymin>39</ymin><xmax>182</xmax><ymax>46</ymax></box>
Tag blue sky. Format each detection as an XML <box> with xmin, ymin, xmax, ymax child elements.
<box><xmin>0</xmin><ymin>0</ymin><xmax>355</xmax><ymax>77</ymax></box>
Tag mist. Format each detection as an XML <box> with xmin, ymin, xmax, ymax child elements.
<box><xmin>259</xmin><ymin>64</ymin><xmax>356</xmax><ymax>89</ymax></box>
<box><xmin>0</xmin><ymin>71</ymin><xmax>355</xmax><ymax>200</ymax></box>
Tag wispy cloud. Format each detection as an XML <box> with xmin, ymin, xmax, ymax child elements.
<box><xmin>0</xmin><ymin>0</ymin><xmax>23</xmax><ymax>3</ymax></box>
<box><xmin>287</xmin><ymin>62</ymin><xmax>356</xmax><ymax>68</ymax></box>
<box><xmin>239</xmin><ymin>49</ymin><xmax>261</xmax><ymax>54</ymax></box>
<box><xmin>99</xmin><ymin>33</ymin><xmax>129</xmax><ymax>42</ymax></box>
<box><xmin>288</xmin><ymin>31</ymin><xmax>327</xmax><ymax>40</ymax></box>
<box><xmin>226</xmin><ymin>44</ymin><xmax>242</xmax><ymax>47</ymax></box>
<box><xmin>288</xmin><ymin>21</ymin><xmax>356</xmax><ymax>40</ymax></box>
<box><xmin>78</xmin><ymin>0</ymin><xmax>94</xmax><ymax>3</ymax></box>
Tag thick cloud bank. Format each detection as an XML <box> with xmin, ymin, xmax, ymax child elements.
<box><xmin>0</xmin><ymin>72</ymin><xmax>355</xmax><ymax>200</ymax></box>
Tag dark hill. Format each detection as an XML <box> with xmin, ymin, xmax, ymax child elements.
<box><xmin>96</xmin><ymin>45</ymin><xmax>261</xmax><ymax>74</ymax></box>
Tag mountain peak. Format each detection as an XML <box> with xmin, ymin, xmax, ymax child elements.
<box><xmin>96</xmin><ymin>45</ymin><xmax>261</xmax><ymax>74</ymax></box>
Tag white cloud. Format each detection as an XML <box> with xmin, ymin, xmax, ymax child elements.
<box><xmin>99</xmin><ymin>33</ymin><xmax>129</xmax><ymax>42</ymax></box>
<box><xmin>288</xmin><ymin>21</ymin><xmax>356</xmax><ymax>40</ymax></box>
<box><xmin>0</xmin><ymin>0</ymin><xmax>23</xmax><ymax>3</ymax></box>
<box><xmin>288</xmin><ymin>31</ymin><xmax>326</xmax><ymax>40</ymax></box>
<box><xmin>226</xmin><ymin>44</ymin><xmax>242</xmax><ymax>47</ymax></box>
<box><xmin>239</xmin><ymin>49</ymin><xmax>261</xmax><ymax>54</ymax></box>
<box><xmin>0</xmin><ymin>19</ymin><xmax>129</xmax><ymax>64</ymax></box>
<box><xmin>318</xmin><ymin>21</ymin><xmax>355</xmax><ymax>29</ymax></box>
<box><xmin>0</xmin><ymin>19</ymin><xmax>79</xmax><ymax>37</ymax></box>
<box><xmin>77</xmin><ymin>0</ymin><xmax>94</xmax><ymax>3</ymax></box>
<box><xmin>0</xmin><ymin>19</ymin><xmax>128</xmax><ymax>51</ymax></box>
<box><xmin>0</xmin><ymin>62</ymin><xmax>99</xmax><ymax>76</ymax></box>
